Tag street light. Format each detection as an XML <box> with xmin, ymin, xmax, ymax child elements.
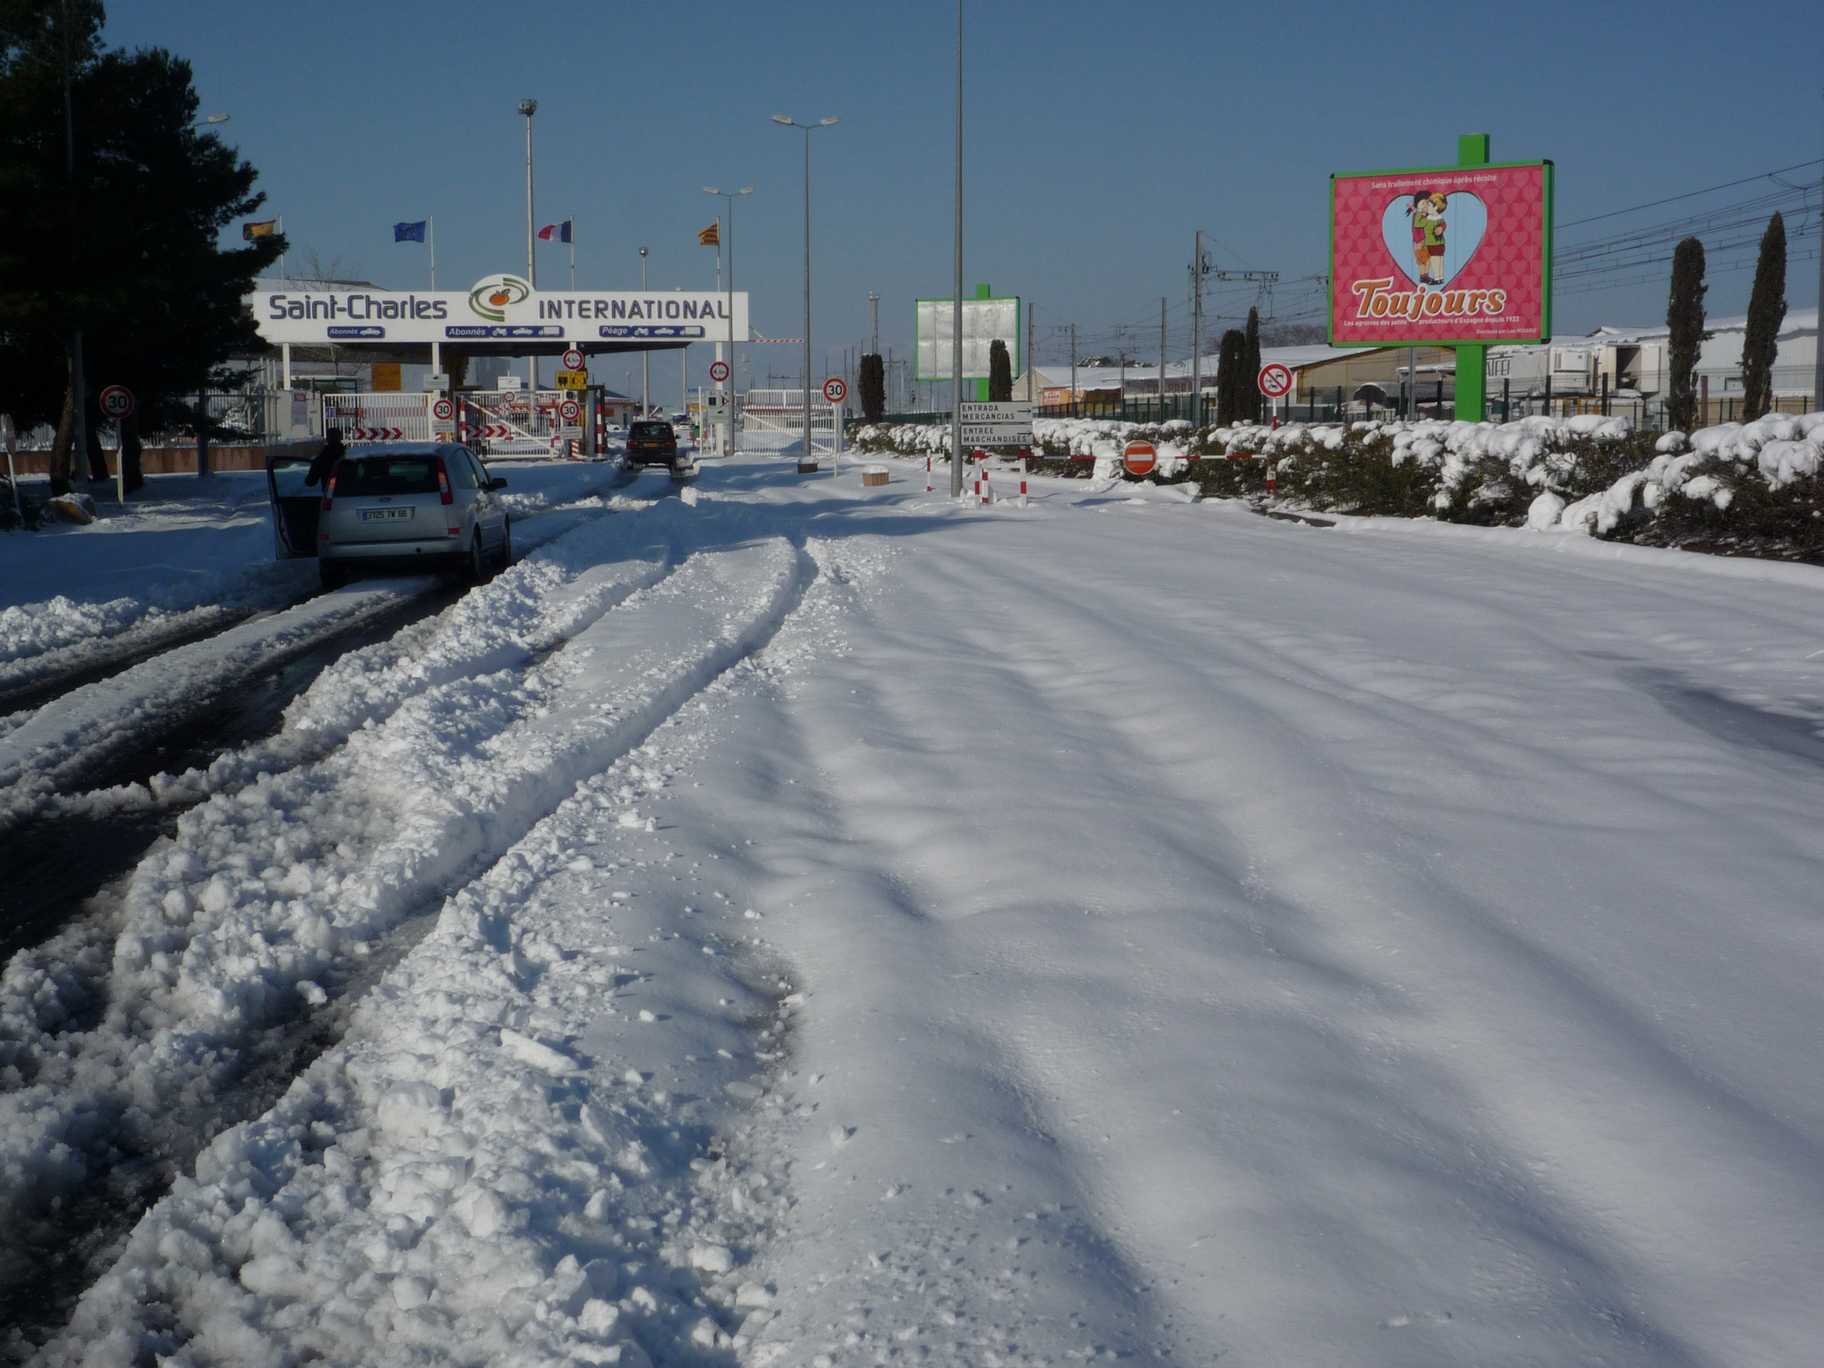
<box><xmin>704</xmin><ymin>184</ymin><xmax>754</xmax><ymax>455</ymax></box>
<box><xmin>639</xmin><ymin>246</ymin><xmax>649</xmax><ymax>415</ymax></box>
<box><xmin>771</xmin><ymin>114</ymin><xmax>838</xmax><ymax>466</ymax></box>
<box><xmin>518</xmin><ymin>98</ymin><xmax>538</xmax><ymax>392</ymax></box>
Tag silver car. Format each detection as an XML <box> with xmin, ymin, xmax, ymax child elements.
<box><xmin>317</xmin><ymin>443</ymin><xmax>511</xmax><ymax>589</ymax></box>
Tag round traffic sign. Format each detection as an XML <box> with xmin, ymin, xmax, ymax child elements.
<box><xmin>560</xmin><ymin>399</ymin><xmax>581</xmax><ymax>422</ymax></box>
<box><xmin>97</xmin><ymin>384</ymin><xmax>136</xmax><ymax>420</ymax></box>
<box><xmin>709</xmin><ymin>359</ymin><xmax>731</xmax><ymax>384</ymax></box>
<box><xmin>432</xmin><ymin>397</ymin><xmax>455</xmax><ymax>421</ymax></box>
<box><xmin>1123</xmin><ymin>439</ymin><xmax>1157</xmax><ymax>477</ymax></box>
<box><xmin>561</xmin><ymin>347</ymin><xmax>585</xmax><ymax>372</ymax></box>
<box><xmin>1257</xmin><ymin>362</ymin><xmax>1294</xmax><ymax>399</ymax></box>
<box><xmin>822</xmin><ymin>376</ymin><xmax>847</xmax><ymax>404</ymax></box>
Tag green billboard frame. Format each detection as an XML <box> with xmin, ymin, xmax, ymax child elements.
<box><xmin>913</xmin><ymin>286</ymin><xmax>1023</xmax><ymax>385</ymax></box>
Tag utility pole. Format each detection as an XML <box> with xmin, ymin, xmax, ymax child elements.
<box><xmin>1159</xmin><ymin>297</ymin><xmax>1167</xmax><ymax>417</ymax></box>
<box><xmin>1190</xmin><ymin>230</ymin><xmax>1205</xmax><ymax>426</ymax></box>
<box><xmin>520</xmin><ymin>98</ymin><xmax>538</xmax><ymax>395</ymax></box>
<box><xmin>868</xmin><ymin>291</ymin><xmax>879</xmax><ymax>356</ymax></box>
<box><xmin>1027</xmin><ymin>303</ymin><xmax>1035</xmax><ymax>402</ymax></box>
<box><xmin>1069</xmin><ymin>322</ymin><xmax>1077</xmax><ymax>417</ymax></box>
<box><xmin>1117</xmin><ymin>325</ymin><xmax>1128</xmax><ymax>404</ymax></box>
<box><xmin>639</xmin><ymin>247</ymin><xmax>649</xmax><ymax>415</ymax></box>
<box><xmin>1815</xmin><ymin>89</ymin><xmax>1824</xmax><ymax>410</ymax></box>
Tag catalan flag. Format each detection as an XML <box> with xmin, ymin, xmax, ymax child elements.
<box><xmin>697</xmin><ymin>222</ymin><xmax>720</xmax><ymax>247</ymax></box>
<box><xmin>242</xmin><ymin>219</ymin><xmax>278</xmax><ymax>241</ymax></box>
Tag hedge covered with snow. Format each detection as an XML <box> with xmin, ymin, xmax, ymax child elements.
<box><xmin>852</xmin><ymin>413</ymin><xmax>1824</xmax><ymax>560</ymax></box>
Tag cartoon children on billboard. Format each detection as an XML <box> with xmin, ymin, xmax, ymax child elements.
<box><xmin>1406</xmin><ymin>192</ymin><xmax>1449</xmax><ymax>286</ymax></box>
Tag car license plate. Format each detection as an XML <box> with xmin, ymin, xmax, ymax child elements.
<box><xmin>359</xmin><ymin>507</ymin><xmax>411</xmax><ymax>522</ymax></box>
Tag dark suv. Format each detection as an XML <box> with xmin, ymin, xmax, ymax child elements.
<box><xmin>626</xmin><ymin>420</ymin><xmax>679</xmax><ymax>467</ymax></box>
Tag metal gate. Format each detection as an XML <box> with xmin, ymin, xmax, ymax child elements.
<box><xmin>321</xmin><ymin>392</ymin><xmax>435</xmax><ymax>443</ymax></box>
<box><xmin>740</xmin><ymin>389</ymin><xmax>835</xmax><ymax>457</ymax></box>
<box><xmin>459</xmin><ymin>390</ymin><xmax>569</xmax><ymax>457</ymax></box>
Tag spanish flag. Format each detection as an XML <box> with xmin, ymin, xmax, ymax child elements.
<box><xmin>697</xmin><ymin>222</ymin><xmax>719</xmax><ymax>247</ymax></box>
<box><xmin>242</xmin><ymin>219</ymin><xmax>278</xmax><ymax>241</ymax></box>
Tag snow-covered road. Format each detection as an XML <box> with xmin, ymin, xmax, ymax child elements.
<box><xmin>4</xmin><ymin>456</ymin><xmax>1822</xmax><ymax>1366</ymax></box>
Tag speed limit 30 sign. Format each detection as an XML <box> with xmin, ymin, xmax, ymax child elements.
<box><xmin>98</xmin><ymin>384</ymin><xmax>136</xmax><ymax>420</ymax></box>
<box><xmin>822</xmin><ymin>376</ymin><xmax>848</xmax><ymax>405</ymax></box>
<box><xmin>432</xmin><ymin>397</ymin><xmax>455</xmax><ymax>421</ymax></box>
<box><xmin>559</xmin><ymin>399</ymin><xmax>581</xmax><ymax>423</ymax></box>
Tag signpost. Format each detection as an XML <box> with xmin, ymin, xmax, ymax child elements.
<box><xmin>1328</xmin><ymin>135</ymin><xmax>1552</xmax><ymax>421</ymax></box>
<box><xmin>823</xmin><ymin>377</ymin><xmax>847</xmax><ymax>475</ymax></box>
<box><xmin>98</xmin><ymin>386</ymin><xmax>134</xmax><ymax>503</ymax></box>
<box><xmin>561</xmin><ymin>347</ymin><xmax>585</xmax><ymax>372</ymax></box>
<box><xmin>1257</xmin><ymin>363</ymin><xmax>1293</xmax><ymax>399</ymax></box>
<box><xmin>432</xmin><ymin>397</ymin><xmax>455</xmax><ymax>421</ymax></box>
<box><xmin>709</xmin><ymin>359</ymin><xmax>730</xmax><ymax>383</ymax></box>
<box><xmin>957</xmin><ymin>400</ymin><xmax>1032</xmax><ymax>447</ymax></box>
<box><xmin>1123</xmin><ymin>439</ymin><xmax>1156</xmax><ymax>478</ymax></box>
<box><xmin>560</xmin><ymin>399</ymin><xmax>581</xmax><ymax>423</ymax></box>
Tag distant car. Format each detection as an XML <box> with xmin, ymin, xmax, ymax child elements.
<box><xmin>626</xmin><ymin>420</ymin><xmax>680</xmax><ymax>468</ymax></box>
<box><xmin>315</xmin><ymin>442</ymin><xmax>511</xmax><ymax>590</ymax></box>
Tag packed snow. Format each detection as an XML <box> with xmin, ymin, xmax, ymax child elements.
<box><xmin>3</xmin><ymin>451</ymin><xmax>1823</xmax><ymax>1366</ymax></box>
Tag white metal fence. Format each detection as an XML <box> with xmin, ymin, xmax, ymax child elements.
<box><xmin>322</xmin><ymin>392</ymin><xmax>436</xmax><ymax>443</ymax></box>
<box><xmin>459</xmin><ymin>390</ymin><xmax>571</xmax><ymax>456</ymax></box>
<box><xmin>740</xmin><ymin>389</ymin><xmax>836</xmax><ymax>457</ymax></box>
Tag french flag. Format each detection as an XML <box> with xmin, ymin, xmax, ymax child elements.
<box><xmin>537</xmin><ymin>220</ymin><xmax>573</xmax><ymax>243</ymax></box>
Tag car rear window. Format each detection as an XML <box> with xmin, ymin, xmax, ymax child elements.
<box><xmin>336</xmin><ymin>456</ymin><xmax>440</xmax><ymax>496</ymax></box>
<box><xmin>631</xmin><ymin>422</ymin><xmax>674</xmax><ymax>439</ymax></box>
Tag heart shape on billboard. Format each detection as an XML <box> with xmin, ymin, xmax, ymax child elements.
<box><xmin>1381</xmin><ymin>191</ymin><xmax>1488</xmax><ymax>288</ymax></box>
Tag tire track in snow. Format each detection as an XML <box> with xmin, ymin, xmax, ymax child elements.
<box><xmin>0</xmin><ymin>530</ymin><xmax>811</xmax><ymax>1352</ymax></box>
<box><xmin>924</xmin><ymin>522</ymin><xmax>1818</xmax><ymax>1363</ymax></box>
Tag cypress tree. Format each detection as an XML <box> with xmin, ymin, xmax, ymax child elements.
<box><xmin>1215</xmin><ymin>329</ymin><xmax>1248</xmax><ymax>426</ymax></box>
<box><xmin>1244</xmin><ymin>307</ymin><xmax>1263</xmax><ymax>422</ymax></box>
<box><xmin>1740</xmin><ymin>212</ymin><xmax>1787</xmax><ymax>422</ymax></box>
<box><xmin>1664</xmin><ymin>237</ymin><xmax>1708</xmax><ymax>433</ymax></box>
<box><xmin>988</xmin><ymin>340</ymin><xmax>1012</xmax><ymax>402</ymax></box>
<box><xmin>858</xmin><ymin>353</ymin><xmax>886</xmax><ymax>422</ymax></box>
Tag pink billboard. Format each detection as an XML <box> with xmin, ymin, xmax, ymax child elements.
<box><xmin>1329</xmin><ymin>161</ymin><xmax>1553</xmax><ymax>346</ymax></box>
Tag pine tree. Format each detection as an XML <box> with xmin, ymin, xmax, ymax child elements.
<box><xmin>858</xmin><ymin>353</ymin><xmax>886</xmax><ymax>422</ymax></box>
<box><xmin>1214</xmin><ymin>329</ymin><xmax>1247</xmax><ymax>426</ymax></box>
<box><xmin>1740</xmin><ymin>212</ymin><xmax>1787</xmax><ymax>422</ymax></box>
<box><xmin>988</xmin><ymin>340</ymin><xmax>1012</xmax><ymax>402</ymax></box>
<box><xmin>1244</xmin><ymin>307</ymin><xmax>1263</xmax><ymax>422</ymax></box>
<box><xmin>1664</xmin><ymin>237</ymin><xmax>1708</xmax><ymax>433</ymax></box>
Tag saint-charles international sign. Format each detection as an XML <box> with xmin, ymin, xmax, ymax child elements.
<box><xmin>1329</xmin><ymin>161</ymin><xmax>1552</xmax><ymax>347</ymax></box>
<box><xmin>249</xmin><ymin>273</ymin><xmax>750</xmax><ymax>346</ymax></box>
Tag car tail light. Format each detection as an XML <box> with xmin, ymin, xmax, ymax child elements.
<box><xmin>434</xmin><ymin>456</ymin><xmax>453</xmax><ymax>506</ymax></box>
<box><xmin>321</xmin><ymin>468</ymin><xmax>338</xmax><ymax>511</ymax></box>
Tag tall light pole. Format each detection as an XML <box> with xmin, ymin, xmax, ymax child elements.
<box><xmin>950</xmin><ymin>0</ymin><xmax>964</xmax><ymax>495</ymax></box>
<box><xmin>519</xmin><ymin>98</ymin><xmax>538</xmax><ymax>393</ymax></box>
<box><xmin>639</xmin><ymin>246</ymin><xmax>649</xmax><ymax>415</ymax></box>
<box><xmin>704</xmin><ymin>185</ymin><xmax>754</xmax><ymax>456</ymax></box>
<box><xmin>772</xmin><ymin>114</ymin><xmax>838</xmax><ymax>465</ymax></box>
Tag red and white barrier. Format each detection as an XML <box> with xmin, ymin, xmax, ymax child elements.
<box><xmin>969</xmin><ymin>456</ymin><xmax>1029</xmax><ymax>509</ymax></box>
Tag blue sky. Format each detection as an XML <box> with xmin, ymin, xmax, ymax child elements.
<box><xmin>108</xmin><ymin>0</ymin><xmax>1824</xmax><ymax>395</ymax></box>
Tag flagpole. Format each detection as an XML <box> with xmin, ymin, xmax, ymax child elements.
<box><xmin>569</xmin><ymin>223</ymin><xmax>576</xmax><ymax>291</ymax></box>
<box><xmin>428</xmin><ymin>218</ymin><xmax>441</xmax><ymax>379</ymax></box>
<box><xmin>278</xmin><ymin>216</ymin><xmax>286</xmax><ymax>282</ymax></box>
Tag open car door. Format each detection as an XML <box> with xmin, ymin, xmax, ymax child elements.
<box><xmin>267</xmin><ymin>448</ymin><xmax>320</xmax><ymax>559</ymax></box>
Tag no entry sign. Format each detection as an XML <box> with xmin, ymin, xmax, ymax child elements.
<box><xmin>1257</xmin><ymin>363</ymin><xmax>1293</xmax><ymax>398</ymax></box>
<box><xmin>709</xmin><ymin>360</ymin><xmax>730</xmax><ymax>383</ymax></box>
<box><xmin>1123</xmin><ymin>439</ymin><xmax>1156</xmax><ymax>477</ymax></box>
<box><xmin>822</xmin><ymin>376</ymin><xmax>847</xmax><ymax>405</ymax></box>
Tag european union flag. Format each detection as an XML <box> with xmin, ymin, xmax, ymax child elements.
<box><xmin>393</xmin><ymin>220</ymin><xmax>427</xmax><ymax>243</ymax></box>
